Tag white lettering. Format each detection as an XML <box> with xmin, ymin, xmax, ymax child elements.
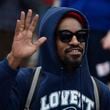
<box><xmin>70</xmin><ymin>90</ymin><xmax>79</xmax><ymax>105</ymax></box>
<box><xmin>49</xmin><ymin>92</ymin><xmax>59</xmax><ymax>108</ymax></box>
<box><xmin>40</xmin><ymin>96</ymin><xmax>49</xmax><ymax>110</ymax></box>
<box><xmin>61</xmin><ymin>90</ymin><xmax>70</xmax><ymax>105</ymax></box>
<box><xmin>40</xmin><ymin>90</ymin><xmax>95</xmax><ymax>110</ymax></box>
<box><xmin>86</xmin><ymin>97</ymin><xmax>94</xmax><ymax>110</ymax></box>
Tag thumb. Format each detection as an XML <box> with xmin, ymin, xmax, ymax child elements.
<box><xmin>34</xmin><ymin>37</ymin><xmax>47</xmax><ymax>48</ymax></box>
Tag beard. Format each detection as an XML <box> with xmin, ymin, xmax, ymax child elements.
<box><xmin>61</xmin><ymin>45</ymin><xmax>84</xmax><ymax>69</ymax></box>
<box><xmin>63</xmin><ymin>54</ymin><xmax>82</xmax><ymax>67</ymax></box>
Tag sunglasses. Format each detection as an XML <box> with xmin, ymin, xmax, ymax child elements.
<box><xmin>57</xmin><ymin>29</ymin><xmax>88</xmax><ymax>43</ymax></box>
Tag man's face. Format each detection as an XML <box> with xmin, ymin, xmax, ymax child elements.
<box><xmin>56</xmin><ymin>17</ymin><xmax>86</xmax><ymax>67</ymax></box>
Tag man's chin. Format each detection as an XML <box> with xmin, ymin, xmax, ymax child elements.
<box><xmin>70</xmin><ymin>55</ymin><xmax>82</xmax><ymax>62</ymax></box>
<box><xmin>63</xmin><ymin>57</ymin><xmax>82</xmax><ymax>66</ymax></box>
<box><xmin>69</xmin><ymin>60</ymin><xmax>81</xmax><ymax>66</ymax></box>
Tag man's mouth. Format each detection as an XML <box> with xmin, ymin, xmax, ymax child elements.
<box><xmin>65</xmin><ymin>48</ymin><xmax>83</xmax><ymax>53</ymax></box>
<box><xmin>65</xmin><ymin>48</ymin><xmax>82</xmax><ymax>55</ymax></box>
<box><xmin>67</xmin><ymin>49</ymin><xmax>81</xmax><ymax>55</ymax></box>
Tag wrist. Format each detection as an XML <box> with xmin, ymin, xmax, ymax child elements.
<box><xmin>7</xmin><ymin>52</ymin><xmax>22</xmax><ymax>70</ymax></box>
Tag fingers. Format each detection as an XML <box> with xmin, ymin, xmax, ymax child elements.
<box><xmin>20</xmin><ymin>11</ymin><xmax>25</xmax><ymax>32</ymax></box>
<box><xmin>25</xmin><ymin>9</ymin><xmax>39</xmax><ymax>32</ymax></box>
<box><xmin>15</xmin><ymin>20</ymin><xmax>20</xmax><ymax>37</ymax></box>
<box><xmin>20</xmin><ymin>9</ymin><xmax>39</xmax><ymax>32</ymax></box>
<box><xmin>25</xmin><ymin>9</ymin><xmax>32</xmax><ymax>30</ymax></box>
<box><xmin>29</xmin><ymin>14</ymin><xmax>39</xmax><ymax>32</ymax></box>
<box><xmin>14</xmin><ymin>9</ymin><xmax>39</xmax><ymax>39</ymax></box>
<box><xmin>14</xmin><ymin>11</ymin><xmax>25</xmax><ymax>39</ymax></box>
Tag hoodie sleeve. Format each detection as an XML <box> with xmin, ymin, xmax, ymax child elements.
<box><xmin>0</xmin><ymin>59</ymin><xmax>34</xmax><ymax>110</ymax></box>
<box><xmin>0</xmin><ymin>58</ymin><xmax>18</xmax><ymax>82</ymax></box>
<box><xmin>0</xmin><ymin>59</ymin><xmax>19</xmax><ymax>109</ymax></box>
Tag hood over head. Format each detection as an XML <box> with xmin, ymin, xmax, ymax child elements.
<box><xmin>37</xmin><ymin>7</ymin><xmax>89</xmax><ymax>75</ymax></box>
<box><xmin>35</xmin><ymin>8</ymin><xmax>96</xmax><ymax>109</ymax></box>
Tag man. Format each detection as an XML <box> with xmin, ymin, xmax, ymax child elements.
<box><xmin>60</xmin><ymin>0</ymin><xmax>110</xmax><ymax>85</ymax></box>
<box><xmin>0</xmin><ymin>7</ymin><xmax>110</xmax><ymax>110</ymax></box>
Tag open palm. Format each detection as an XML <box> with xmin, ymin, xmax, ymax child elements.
<box><xmin>11</xmin><ymin>9</ymin><xmax>46</xmax><ymax>59</ymax></box>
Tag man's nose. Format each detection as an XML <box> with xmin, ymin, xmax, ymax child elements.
<box><xmin>69</xmin><ymin>35</ymin><xmax>80</xmax><ymax>45</ymax></box>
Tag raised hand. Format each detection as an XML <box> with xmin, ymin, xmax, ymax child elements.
<box><xmin>7</xmin><ymin>9</ymin><xmax>47</xmax><ymax>69</ymax></box>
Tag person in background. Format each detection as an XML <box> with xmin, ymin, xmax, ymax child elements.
<box><xmin>60</xmin><ymin>0</ymin><xmax>110</xmax><ymax>85</ymax></box>
<box><xmin>0</xmin><ymin>7</ymin><xmax>110</xmax><ymax>110</ymax></box>
<box><xmin>102</xmin><ymin>31</ymin><xmax>110</xmax><ymax>50</ymax></box>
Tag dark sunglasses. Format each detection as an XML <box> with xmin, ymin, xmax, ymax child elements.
<box><xmin>57</xmin><ymin>29</ymin><xmax>88</xmax><ymax>43</ymax></box>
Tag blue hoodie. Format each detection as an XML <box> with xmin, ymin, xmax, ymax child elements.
<box><xmin>0</xmin><ymin>7</ymin><xmax>110</xmax><ymax>110</ymax></box>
